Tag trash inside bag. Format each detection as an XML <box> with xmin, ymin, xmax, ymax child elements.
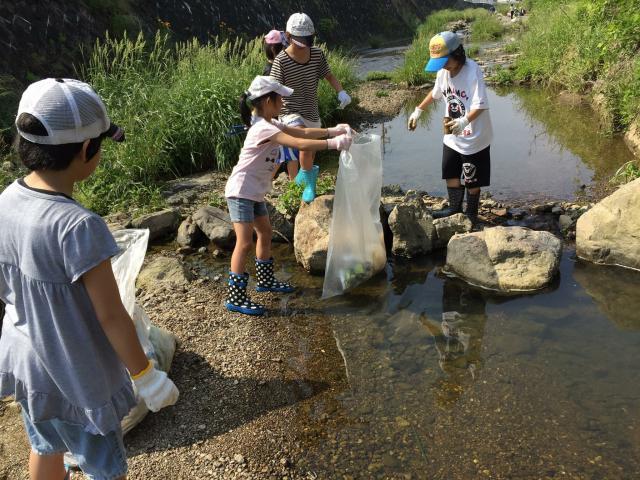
<box><xmin>322</xmin><ymin>134</ymin><xmax>386</xmax><ymax>298</ymax></box>
<box><xmin>110</xmin><ymin>230</ymin><xmax>178</xmax><ymax>433</ymax></box>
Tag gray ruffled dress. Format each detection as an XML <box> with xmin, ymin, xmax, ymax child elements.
<box><xmin>0</xmin><ymin>181</ymin><xmax>136</xmax><ymax>435</ymax></box>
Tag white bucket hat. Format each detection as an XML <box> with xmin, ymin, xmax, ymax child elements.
<box><xmin>286</xmin><ymin>13</ymin><xmax>315</xmax><ymax>37</ymax></box>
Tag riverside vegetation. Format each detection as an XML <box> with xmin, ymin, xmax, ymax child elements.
<box><xmin>0</xmin><ymin>32</ymin><xmax>357</xmax><ymax>215</ymax></box>
<box><xmin>497</xmin><ymin>1</ymin><xmax>639</xmax><ymax>138</ymax></box>
<box><xmin>394</xmin><ymin>1</ymin><xmax>639</xmax><ymax>182</ymax></box>
<box><xmin>395</xmin><ymin>8</ymin><xmax>509</xmax><ymax>86</ymax></box>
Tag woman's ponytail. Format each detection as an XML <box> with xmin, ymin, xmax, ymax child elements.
<box><xmin>239</xmin><ymin>92</ymin><xmax>252</xmax><ymax>128</ymax></box>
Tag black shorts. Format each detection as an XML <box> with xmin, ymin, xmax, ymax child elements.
<box><xmin>442</xmin><ymin>144</ymin><xmax>491</xmax><ymax>188</ymax></box>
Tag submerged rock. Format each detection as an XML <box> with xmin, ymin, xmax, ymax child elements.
<box><xmin>573</xmin><ymin>260</ymin><xmax>640</xmax><ymax>330</ymax></box>
<box><xmin>444</xmin><ymin>226</ymin><xmax>562</xmax><ymax>292</ymax></box>
<box><xmin>576</xmin><ymin>177</ymin><xmax>640</xmax><ymax>271</ymax></box>
<box><xmin>294</xmin><ymin>195</ymin><xmax>333</xmax><ymax>274</ymax></box>
<box><xmin>129</xmin><ymin>208</ymin><xmax>181</xmax><ymax>242</ymax></box>
<box><xmin>388</xmin><ymin>198</ymin><xmax>436</xmax><ymax>257</ymax></box>
<box><xmin>192</xmin><ymin>206</ymin><xmax>235</xmax><ymax>249</ymax></box>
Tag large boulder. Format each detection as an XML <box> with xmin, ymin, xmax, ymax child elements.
<box><xmin>388</xmin><ymin>199</ymin><xmax>436</xmax><ymax>257</ymax></box>
<box><xmin>445</xmin><ymin>226</ymin><xmax>562</xmax><ymax>292</ymax></box>
<box><xmin>192</xmin><ymin>206</ymin><xmax>235</xmax><ymax>249</ymax></box>
<box><xmin>137</xmin><ymin>256</ymin><xmax>193</xmax><ymax>292</ymax></box>
<box><xmin>433</xmin><ymin>213</ymin><xmax>473</xmax><ymax>249</ymax></box>
<box><xmin>129</xmin><ymin>208</ymin><xmax>180</xmax><ymax>242</ymax></box>
<box><xmin>576</xmin><ymin>177</ymin><xmax>640</xmax><ymax>270</ymax></box>
<box><xmin>294</xmin><ymin>195</ymin><xmax>333</xmax><ymax>274</ymax></box>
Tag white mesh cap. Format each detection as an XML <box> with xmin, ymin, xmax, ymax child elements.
<box><xmin>286</xmin><ymin>13</ymin><xmax>315</xmax><ymax>36</ymax></box>
<box><xmin>16</xmin><ymin>78</ymin><xmax>124</xmax><ymax>145</ymax></box>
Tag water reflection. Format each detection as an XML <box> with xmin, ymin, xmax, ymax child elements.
<box><xmin>370</xmin><ymin>87</ymin><xmax>633</xmax><ymax>201</ymax></box>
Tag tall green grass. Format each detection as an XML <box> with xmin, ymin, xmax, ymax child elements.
<box><xmin>513</xmin><ymin>0</ymin><xmax>640</xmax><ymax>131</ymax></box>
<box><xmin>76</xmin><ymin>32</ymin><xmax>356</xmax><ymax>215</ymax></box>
<box><xmin>395</xmin><ymin>8</ymin><xmax>505</xmax><ymax>85</ymax></box>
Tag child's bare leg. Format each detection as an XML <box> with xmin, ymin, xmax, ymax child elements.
<box><xmin>286</xmin><ymin>160</ymin><xmax>299</xmax><ymax>180</ymax></box>
<box><xmin>253</xmin><ymin>215</ymin><xmax>272</xmax><ymax>261</ymax></box>
<box><xmin>29</xmin><ymin>452</ymin><xmax>65</xmax><ymax>480</ymax></box>
<box><xmin>230</xmin><ymin>222</ymin><xmax>255</xmax><ymax>274</ymax></box>
<box><xmin>299</xmin><ymin>149</ymin><xmax>315</xmax><ymax>171</ymax></box>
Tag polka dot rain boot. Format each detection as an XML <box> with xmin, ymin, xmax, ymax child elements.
<box><xmin>225</xmin><ymin>272</ymin><xmax>265</xmax><ymax>316</ymax></box>
<box><xmin>255</xmin><ymin>258</ymin><xmax>295</xmax><ymax>293</ymax></box>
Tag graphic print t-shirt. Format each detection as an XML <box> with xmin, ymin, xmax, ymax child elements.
<box><xmin>432</xmin><ymin>59</ymin><xmax>493</xmax><ymax>155</ymax></box>
<box><xmin>225</xmin><ymin>118</ymin><xmax>284</xmax><ymax>202</ymax></box>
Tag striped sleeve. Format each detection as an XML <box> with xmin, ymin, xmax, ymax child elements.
<box><xmin>317</xmin><ymin>49</ymin><xmax>331</xmax><ymax>79</ymax></box>
<box><xmin>270</xmin><ymin>55</ymin><xmax>284</xmax><ymax>84</ymax></box>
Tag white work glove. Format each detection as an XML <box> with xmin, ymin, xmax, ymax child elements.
<box><xmin>327</xmin><ymin>123</ymin><xmax>351</xmax><ymax>137</ymax></box>
<box><xmin>327</xmin><ymin>133</ymin><xmax>352</xmax><ymax>151</ymax></box>
<box><xmin>132</xmin><ymin>362</ymin><xmax>179</xmax><ymax>412</ymax></box>
<box><xmin>337</xmin><ymin>90</ymin><xmax>351</xmax><ymax>109</ymax></box>
<box><xmin>408</xmin><ymin>107</ymin><xmax>423</xmax><ymax>130</ymax></box>
<box><xmin>446</xmin><ymin>116</ymin><xmax>470</xmax><ymax>135</ymax></box>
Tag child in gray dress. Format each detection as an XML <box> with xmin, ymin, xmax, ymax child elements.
<box><xmin>0</xmin><ymin>78</ymin><xmax>178</xmax><ymax>480</ymax></box>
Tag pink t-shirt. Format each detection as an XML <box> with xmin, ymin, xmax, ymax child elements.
<box><xmin>225</xmin><ymin>118</ymin><xmax>284</xmax><ymax>202</ymax></box>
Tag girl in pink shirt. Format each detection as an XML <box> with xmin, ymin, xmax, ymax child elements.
<box><xmin>224</xmin><ymin>76</ymin><xmax>351</xmax><ymax>315</ymax></box>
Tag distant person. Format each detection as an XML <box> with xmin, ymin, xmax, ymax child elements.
<box><xmin>408</xmin><ymin>32</ymin><xmax>493</xmax><ymax>226</ymax></box>
<box><xmin>225</xmin><ymin>75</ymin><xmax>352</xmax><ymax>315</ymax></box>
<box><xmin>262</xmin><ymin>29</ymin><xmax>287</xmax><ymax>76</ymax></box>
<box><xmin>270</xmin><ymin>12</ymin><xmax>352</xmax><ymax>203</ymax></box>
<box><xmin>0</xmin><ymin>78</ymin><xmax>178</xmax><ymax>479</ymax></box>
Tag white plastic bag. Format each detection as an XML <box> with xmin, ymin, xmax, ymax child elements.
<box><xmin>322</xmin><ymin>134</ymin><xmax>386</xmax><ymax>298</ymax></box>
<box><xmin>65</xmin><ymin>229</ymin><xmax>177</xmax><ymax>470</ymax></box>
<box><xmin>111</xmin><ymin>230</ymin><xmax>177</xmax><ymax>433</ymax></box>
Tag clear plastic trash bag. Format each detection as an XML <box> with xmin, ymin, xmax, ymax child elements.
<box><xmin>322</xmin><ymin>134</ymin><xmax>386</xmax><ymax>298</ymax></box>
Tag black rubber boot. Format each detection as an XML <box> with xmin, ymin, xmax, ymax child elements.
<box><xmin>255</xmin><ymin>258</ymin><xmax>295</xmax><ymax>293</ymax></box>
<box><xmin>465</xmin><ymin>190</ymin><xmax>481</xmax><ymax>226</ymax></box>
<box><xmin>225</xmin><ymin>272</ymin><xmax>265</xmax><ymax>315</ymax></box>
<box><xmin>432</xmin><ymin>186</ymin><xmax>465</xmax><ymax>219</ymax></box>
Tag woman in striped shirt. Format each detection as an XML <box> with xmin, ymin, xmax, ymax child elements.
<box><xmin>270</xmin><ymin>12</ymin><xmax>352</xmax><ymax>203</ymax></box>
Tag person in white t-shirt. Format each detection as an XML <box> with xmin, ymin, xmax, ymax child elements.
<box><xmin>408</xmin><ymin>31</ymin><xmax>493</xmax><ymax>225</ymax></box>
<box><xmin>224</xmin><ymin>76</ymin><xmax>352</xmax><ymax>315</ymax></box>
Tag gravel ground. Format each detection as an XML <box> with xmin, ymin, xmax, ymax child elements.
<box><xmin>0</xmin><ymin>266</ymin><xmax>347</xmax><ymax>480</ymax></box>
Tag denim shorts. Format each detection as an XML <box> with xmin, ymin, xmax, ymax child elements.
<box><xmin>20</xmin><ymin>402</ymin><xmax>127</xmax><ymax>480</ymax></box>
<box><xmin>227</xmin><ymin>197</ymin><xmax>268</xmax><ymax>223</ymax></box>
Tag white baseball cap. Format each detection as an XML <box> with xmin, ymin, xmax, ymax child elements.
<box><xmin>16</xmin><ymin>78</ymin><xmax>124</xmax><ymax>145</ymax></box>
<box><xmin>286</xmin><ymin>13</ymin><xmax>315</xmax><ymax>37</ymax></box>
<box><xmin>246</xmin><ymin>76</ymin><xmax>293</xmax><ymax>100</ymax></box>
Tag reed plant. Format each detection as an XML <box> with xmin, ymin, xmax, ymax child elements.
<box><xmin>513</xmin><ymin>0</ymin><xmax>640</xmax><ymax>131</ymax></box>
<box><xmin>395</xmin><ymin>8</ymin><xmax>505</xmax><ymax>85</ymax></box>
<box><xmin>75</xmin><ymin>32</ymin><xmax>356</xmax><ymax>215</ymax></box>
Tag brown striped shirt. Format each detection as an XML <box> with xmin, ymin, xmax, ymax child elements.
<box><xmin>269</xmin><ymin>47</ymin><xmax>331</xmax><ymax>123</ymax></box>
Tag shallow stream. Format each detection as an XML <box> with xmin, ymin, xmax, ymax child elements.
<box><xmin>208</xmin><ymin>46</ymin><xmax>640</xmax><ymax>477</ymax></box>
